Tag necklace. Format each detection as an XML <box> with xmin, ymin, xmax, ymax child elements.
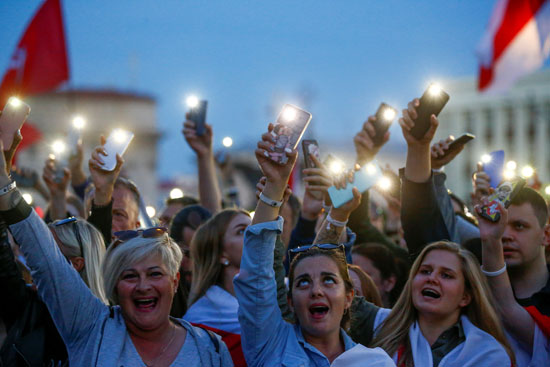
<box><xmin>144</xmin><ymin>323</ymin><xmax>177</xmax><ymax>367</ymax></box>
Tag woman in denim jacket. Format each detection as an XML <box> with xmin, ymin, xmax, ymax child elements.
<box><xmin>233</xmin><ymin>125</ymin><xmax>394</xmax><ymax>367</ymax></box>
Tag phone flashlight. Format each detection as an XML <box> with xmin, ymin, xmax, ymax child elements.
<box><xmin>481</xmin><ymin>154</ymin><xmax>492</xmax><ymax>164</ymax></box>
<box><xmin>52</xmin><ymin>140</ymin><xmax>67</xmax><ymax>155</ymax></box>
<box><xmin>282</xmin><ymin>106</ymin><xmax>297</xmax><ymax>122</ymax></box>
<box><xmin>365</xmin><ymin>163</ymin><xmax>377</xmax><ymax>175</ymax></box>
<box><xmin>382</xmin><ymin>108</ymin><xmax>397</xmax><ymax>121</ymax></box>
<box><xmin>330</xmin><ymin>161</ymin><xmax>344</xmax><ymax>175</ymax></box>
<box><xmin>378</xmin><ymin>176</ymin><xmax>392</xmax><ymax>190</ymax></box>
<box><xmin>112</xmin><ymin>129</ymin><xmax>128</xmax><ymax>144</ymax></box>
<box><xmin>22</xmin><ymin>193</ymin><xmax>33</xmax><ymax>205</ymax></box>
<box><xmin>222</xmin><ymin>136</ymin><xmax>233</xmax><ymax>148</ymax></box>
<box><xmin>8</xmin><ymin>97</ymin><xmax>22</xmax><ymax>108</ymax></box>
<box><xmin>506</xmin><ymin>161</ymin><xmax>517</xmax><ymax>170</ymax></box>
<box><xmin>170</xmin><ymin>188</ymin><xmax>184</xmax><ymax>199</ymax></box>
<box><xmin>428</xmin><ymin>83</ymin><xmax>443</xmax><ymax>97</ymax></box>
<box><xmin>545</xmin><ymin>185</ymin><xmax>550</xmax><ymax>195</ymax></box>
<box><xmin>146</xmin><ymin>206</ymin><xmax>156</xmax><ymax>218</ymax></box>
<box><xmin>186</xmin><ymin>95</ymin><xmax>199</xmax><ymax>108</ymax></box>
<box><xmin>521</xmin><ymin>165</ymin><xmax>534</xmax><ymax>178</ymax></box>
<box><xmin>503</xmin><ymin>170</ymin><xmax>516</xmax><ymax>180</ymax></box>
<box><xmin>72</xmin><ymin>116</ymin><xmax>86</xmax><ymax>129</ymax></box>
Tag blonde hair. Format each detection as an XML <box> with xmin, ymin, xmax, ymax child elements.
<box><xmin>188</xmin><ymin>209</ymin><xmax>249</xmax><ymax>306</ymax></box>
<box><xmin>50</xmin><ymin>218</ymin><xmax>107</xmax><ymax>304</ymax></box>
<box><xmin>372</xmin><ymin>241</ymin><xmax>515</xmax><ymax>365</ymax></box>
<box><xmin>102</xmin><ymin>233</ymin><xmax>182</xmax><ymax>305</ymax></box>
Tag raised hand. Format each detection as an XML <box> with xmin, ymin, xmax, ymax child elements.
<box><xmin>399</xmin><ymin>98</ymin><xmax>439</xmax><ymax>147</ymax></box>
<box><xmin>472</xmin><ymin>162</ymin><xmax>492</xmax><ymax>207</ymax></box>
<box><xmin>354</xmin><ymin>115</ymin><xmax>389</xmax><ymax>166</ymax></box>
<box><xmin>431</xmin><ymin>135</ymin><xmax>464</xmax><ymax>170</ymax></box>
<box><xmin>88</xmin><ymin>135</ymin><xmax>124</xmax><ymax>206</ymax></box>
<box><xmin>182</xmin><ymin>114</ymin><xmax>213</xmax><ymax>158</ymax></box>
<box><xmin>68</xmin><ymin>140</ymin><xmax>87</xmax><ymax>186</ymax></box>
<box><xmin>42</xmin><ymin>156</ymin><xmax>70</xmax><ymax>198</ymax></box>
<box><xmin>475</xmin><ymin>197</ymin><xmax>507</xmax><ymax>243</ymax></box>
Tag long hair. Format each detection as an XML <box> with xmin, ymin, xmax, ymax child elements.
<box><xmin>372</xmin><ymin>241</ymin><xmax>515</xmax><ymax>365</ymax></box>
<box><xmin>288</xmin><ymin>247</ymin><xmax>354</xmax><ymax>330</ymax></box>
<box><xmin>50</xmin><ymin>219</ymin><xmax>108</xmax><ymax>304</ymax></box>
<box><xmin>188</xmin><ymin>209</ymin><xmax>249</xmax><ymax>306</ymax></box>
<box><xmin>348</xmin><ymin>264</ymin><xmax>383</xmax><ymax>307</ymax></box>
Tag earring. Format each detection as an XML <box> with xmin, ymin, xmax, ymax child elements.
<box><xmin>223</xmin><ymin>259</ymin><xmax>230</xmax><ymax>266</ymax></box>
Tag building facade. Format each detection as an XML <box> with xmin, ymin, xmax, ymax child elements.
<box><xmin>436</xmin><ymin>69</ymin><xmax>550</xmax><ymax>200</ymax></box>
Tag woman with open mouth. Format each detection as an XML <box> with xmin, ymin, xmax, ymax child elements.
<box><xmin>0</xmin><ymin>141</ymin><xmax>233</xmax><ymax>366</ymax></box>
<box><xmin>233</xmin><ymin>124</ymin><xmax>395</xmax><ymax>366</ymax></box>
<box><xmin>351</xmin><ymin>241</ymin><xmax>516</xmax><ymax>366</ymax></box>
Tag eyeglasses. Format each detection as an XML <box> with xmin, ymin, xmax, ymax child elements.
<box><xmin>54</xmin><ymin>217</ymin><xmax>84</xmax><ymax>258</ymax></box>
<box><xmin>288</xmin><ymin>243</ymin><xmax>345</xmax><ymax>262</ymax></box>
<box><xmin>112</xmin><ymin>227</ymin><xmax>167</xmax><ymax>249</ymax></box>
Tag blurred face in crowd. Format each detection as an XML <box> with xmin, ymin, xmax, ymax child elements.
<box><xmin>177</xmin><ymin>226</ymin><xmax>196</xmax><ymax>285</ymax></box>
<box><xmin>502</xmin><ymin>203</ymin><xmax>550</xmax><ymax>270</ymax></box>
<box><xmin>348</xmin><ymin>267</ymin><xmax>363</xmax><ymax>297</ymax></box>
<box><xmin>289</xmin><ymin>255</ymin><xmax>353</xmax><ymax>340</ymax></box>
<box><xmin>159</xmin><ymin>203</ymin><xmax>185</xmax><ymax>228</ymax></box>
<box><xmin>412</xmin><ymin>250</ymin><xmax>470</xmax><ymax>322</ymax></box>
<box><xmin>221</xmin><ymin>213</ymin><xmax>251</xmax><ymax>268</ymax></box>
<box><xmin>352</xmin><ymin>253</ymin><xmax>395</xmax><ymax>303</ymax></box>
<box><xmin>112</xmin><ymin>186</ymin><xmax>140</xmax><ymax>234</ymax></box>
<box><xmin>117</xmin><ymin>254</ymin><xmax>179</xmax><ymax>332</ymax></box>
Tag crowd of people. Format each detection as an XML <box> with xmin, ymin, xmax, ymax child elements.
<box><xmin>0</xmin><ymin>95</ymin><xmax>548</xmax><ymax>366</ymax></box>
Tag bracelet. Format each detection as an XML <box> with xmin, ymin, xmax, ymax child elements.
<box><xmin>0</xmin><ymin>181</ymin><xmax>16</xmax><ymax>197</ymax></box>
<box><xmin>326</xmin><ymin>213</ymin><xmax>348</xmax><ymax>229</ymax></box>
<box><xmin>481</xmin><ymin>263</ymin><xmax>507</xmax><ymax>277</ymax></box>
<box><xmin>259</xmin><ymin>192</ymin><xmax>283</xmax><ymax>208</ymax></box>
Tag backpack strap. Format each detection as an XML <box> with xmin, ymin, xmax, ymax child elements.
<box><xmin>195</xmin><ymin>326</ymin><xmax>220</xmax><ymax>354</ymax></box>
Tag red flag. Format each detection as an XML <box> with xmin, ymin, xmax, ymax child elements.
<box><xmin>477</xmin><ymin>0</ymin><xmax>550</xmax><ymax>93</ymax></box>
<box><xmin>0</xmin><ymin>0</ymin><xmax>69</xmax><ymax>104</ymax></box>
<box><xmin>0</xmin><ymin>0</ymin><xmax>69</xmax><ymax>156</ymax></box>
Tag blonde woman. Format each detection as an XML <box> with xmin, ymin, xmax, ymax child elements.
<box><xmin>49</xmin><ymin>217</ymin><xmax>107</xmax><ymax>303</ymax></box>
<box><xmin>352</xmin><ymin>241</ymin><xmax>515</xmax><ymax>366</ymax></box>
<box><xmin>184</xmin><ymin>209</ymin><xmax>251</xmax><ymax>367</ymax></box>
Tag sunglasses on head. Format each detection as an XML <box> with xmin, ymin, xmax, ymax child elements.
<box><xmin>112</xmin><ymin>227</ymin><xmax>167</xmax><ymax>249</ymax></box>
<box><xmin>288</xmin><ymin>243</ymin><xmax>345</xmax><ymax>263</ymax></box>
<box><xmin>54</xmin><ymin>217</ymin><xmax>84</xmax><ymax>258</ymax></box>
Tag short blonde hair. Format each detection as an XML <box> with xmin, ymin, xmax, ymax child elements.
<box><xmin>102</xmin><ymin>233</ymin><xmax>182</xmax><ymax>304</ymax></box>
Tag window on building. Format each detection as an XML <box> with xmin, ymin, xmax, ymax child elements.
<box><xmin>484</xmin><ymin>108</ymin><xmax>493</xmax><ymax>146</ymax></box>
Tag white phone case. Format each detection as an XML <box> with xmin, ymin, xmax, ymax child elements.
<box><xmin>100</xmin><ymin>129</ymin><xmax>134</xmax><ymax>171</ymax></box>
<box><xmin>0</xmin><ymin>97</ymin><xmax>30</xmax><ymax>150</ymax></box>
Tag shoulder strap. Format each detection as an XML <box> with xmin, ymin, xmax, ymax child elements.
<box><xmin>195</xmin><ymin>326</ymin><xmax>220</xmax><ymax>353</ymax></box>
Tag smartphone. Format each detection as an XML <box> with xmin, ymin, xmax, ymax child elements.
<box><xmin>381</xmin><ymin>167</ymin><xmax>401</xmax><ymax>199</ymax></box>
<box><xmin>100</xmin><ymin>129</ymin><xmax>134</xmax><ymax>171</ymax></box>
<box><xmin>328</xmin><ymin>162</ymin><xmax>382</xmax><ymax>208</ymax></box>
<box><xmin>188</xmin><ymin>100</ymin><xmax>208</xmax><ymax>136</ymax></box>
<box><xmin>269</xmin><ymin>104</ymin><xmax>312</xmax><ymax>164</ymax></box>
<box><xmin>479</xmin><ymin>178</ymin><xmax>526</xmax><ymax>222</ymax></box>
<box><xmin>372</xmin><ymin>103</ymin><xmax>397</xmax><ymax>146</ymax></box>
<box><xmin>67</xmin><ymin>127</ymin><xmax>82</xmax><ymax>157</ymax></box>
<box><xmin>0</xmin><ymin>97</ymin><xmax>30</xmax><ymax>150</ymax></box>
<box><xmin>438</xmin><ymin>133</ymin><xmax>475</xmax><ymax>160</ymax></box>
<box><xmin>302</xmin><ymin>139</ymin><xmax>320</xmax><ymax>168</ymax></box>
<box><xmin>410</xmin><ymin>84</ymin><xmax>450</xmax><ymax>140</ymax></box>
<box><xmin>482</xmin><ymin>150</ymin><xmax>505</xmax><ymax>188</ymax></box>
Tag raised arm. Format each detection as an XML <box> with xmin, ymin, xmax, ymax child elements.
<box><xmin>42</xmin><ymin>155</ymin><xmax>70</xmax><ymax>221</ymax></box>
<box><xmin>476</xmin><ymin>200</ymin><xmax>536</xmax><ymax>349</ymax></box>
<box><xmin>233</xmin><ymin>123</ymin><xmax>297</xmax><ymax>365</ymax></box>
<box><xmin>182</xmin><ymin>116</ymin><xmax>222</xmax><ymax>214</ymax></box>
<box><xmin>0</xmin><ymin>138</ymin><xmax>106</xmax><ymax>345</ymax></box>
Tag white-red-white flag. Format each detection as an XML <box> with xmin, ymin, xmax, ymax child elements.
<box><xmin>477</xmin><ymin>0</ymin><xmax>550</xmax><ymax>93</ymax></box>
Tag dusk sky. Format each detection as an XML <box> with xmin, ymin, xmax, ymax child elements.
<box><xmin>1</xmin><ymin>1</ymin><xmax>498</xmax><ymax>178</ymax></box>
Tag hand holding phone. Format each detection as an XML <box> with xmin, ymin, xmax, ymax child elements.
<box><xmin>410</xmin><ymin>84</ymin><xmax>450</xmax><ymax>140</ymax></box>
<box><xmin>0</xmin><ymin>97</ymin><xmax>30</xmax><ymax>151</ymax></box>
<box><xmin>100</xmin><ymin>129</ymin><xmax>134</xmax><ymax>171</ymax></box>
<box><xmin>478</xmin><ymin>178</ymin><xmax>525</xmax><ymax>222</ymax></box>
<box><xmin>431</xmin><ymin>133</ymin><xmax>475</xmax><ymax>169</ymax></box>
<box><xmin>372</xmin><ymin>103</ymin><xmax>397</xmax><ymax>146</ymax></box>
<box><xmin>269</xmin><ymin>104</ymin><xmax>312</xmax><ymax>164</ymax></box>
<box><xmin>187</xmin><ymin>98</ymin><xmax>208</xmax><ymax>136</ymax></box>
<box><xmin>481</xmin><ymin>150</ymin><xmax>505</xmax><ymax>188</ymax></box>
<box><xmin>328</xmin><ymin>162</ymin><xmax>383</xmax><ymax>208</ymax></box>
<box><xmin>302</xmin><ymin>139</ymin><xmax>320</xmax><ymax>168</ymax></box>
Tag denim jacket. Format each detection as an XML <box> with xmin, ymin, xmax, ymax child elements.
<box><xmin>234</xmin><ymin>217</ymin><xmax>394</xmax><ymax>367</ymax></box>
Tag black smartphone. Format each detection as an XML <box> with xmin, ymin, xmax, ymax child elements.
<box><xmin>381</xmin><ymin>167</ymin><xmax>401</xmax><ymax>199</ymax></box>
<box><xmin>439</xmin><ymin>133</ymin><xmax>475</xmax><ymax>160</ymax></box>
<box><xmin>302</xmin><ymin>139</ymin><xmax>320</xmax><ymax>168</ymax></box>
<box><xmin>372</xmin><ymin>103</ymin><xmax>397</xmax><ymax>146</ymax></box>
<box><xmin>410</xmin><ymin>84</ymin><xmax>450</xmax><ymax>140</ymax></box>
<box><xmin>188</xmin><ymin>100</ymin><xmax>208</xmax><ymax>136</ymax></box>
<box><xmin>479</xmin><ymin>178</ymin><xmax>526</xmax><ymax>222</ymax></box>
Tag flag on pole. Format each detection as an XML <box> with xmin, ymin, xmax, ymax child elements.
<box><xmin>477</xmin><ymin>0</ymin><xmax>550</xmax><ymax>93</ymax></box>
<box><xmin>0</xmin><ymin>0</ymin><xmax>69</xmax><ymax>152</ymax></box>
